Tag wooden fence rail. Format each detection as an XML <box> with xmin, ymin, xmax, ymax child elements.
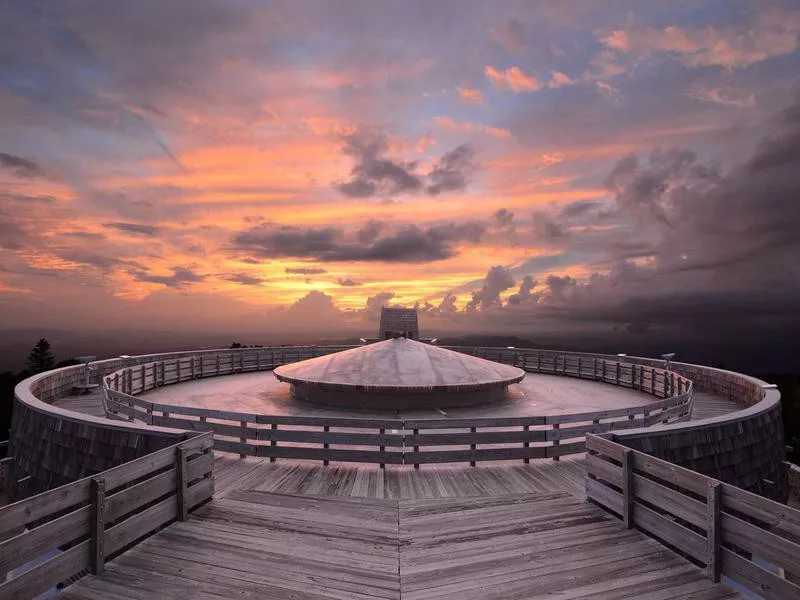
<box><xmin>0</xmin><ymin>431</ymin><xmax>214</xmax><ymax>600</ymax></box>
<box><xmin>586</xmin><ymin>433</ymin><xmax>800</xmax><ymax>600</ymax></box>
<box><xmin>100</xmin><ymin>351</ymin><xmax>692</xmax><ymax>467</ymax></box>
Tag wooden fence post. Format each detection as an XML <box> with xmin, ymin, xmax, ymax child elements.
<box><xmin>323</xmin><ymin>425</ymin><xmax>330</xmax><ymax>466</ymax></box>
<box><xmin>140</xmin><ymin>364</ymin><xmax>146</xmax><ymax>392</ymax></box>
<box><xmin>413</xmin><ymin>428</ymin><xmax>420</xmax><ymax>469</ymax></box>
<box><xmin>470</xmin><ymin>427</ymin><xmax>477</xmax><ymax>467</ymax></box>
<box><xmin>270</xmin><ymin>423</ymin><xmax>278</xmax><ymax>462</ymax></box>
<box><xmin>191</xmin><ymin>356</ymin><xmax>195</xmax><ymax>379</ymax></box>
<box><xmin>176</xmin><ymin>446</ymin><xmax>188</xmax><ymax>522</ymax></box>
<box><xmin>577</xmin><ymin>356</ymin><xmax>582</xmax><ymax>378</ymax></box>
<box><xmin>523</xmin><ymin>425</ymin><xmax>530</xmax><ymax>464</ymax></box>
<box><xmin>216</xmin><ymin>353</ymin><xmax>221</xmax><ymax>375</ymax></box>
<box><xmin>379</xmin><ymin>428</ymin><xmax>386</xmax><ymax>470</ymax></box>
<box><xmin>239</xmin><ymin>421</ymin><xmax>247</xmax><ymax>459</ymax></box>
<box><xmin>622</xmin><ymin>449</ymin><xmax>634</xmax><ymax>528</ymax></box>
<box><xmin>177</xmin><ymin>359</ymin><xmax>181</xmax><ymax>382</ymax></box>
<box><xmin>90</xmin><ymin>477</ymin><xmax>106</xmax><ymax>575</ymax></box>
<box><xmin>707</xmin><ymin>481</ymin><xmax>721</xmax><ymax>582</ymax></box>
<box><xmin>615</xmin><ymin>362</ymin><xmax>620</xmax><ymax>385</ymax></box>
<box><xmin>552</xmin><ymin>424</ymin><xmax>560</xmax><ymax>461</ymax></box>
<box><xmin>651</xmin><ymin>369</ymin><xmax>656</xmax><ymax>394</ymax></box>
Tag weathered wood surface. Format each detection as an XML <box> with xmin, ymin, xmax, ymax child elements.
<box><xmin>60</xmin><ymin>486</ymin><xmax>738</xmax><ymax>600</ymax></box>
<box><xmin>0</xmin><ymin>432</ymin><xmax>214</xmax><ymax>600</ymax></box>
<box><xmin>212</xmin><ymin>453</ymin><xmax>591</xmax><ymax>500</ymax></box>
<box><xmin>586</xmin><ymin>434</ymin><xmax>800</xmax><ymax>600</ymax></box>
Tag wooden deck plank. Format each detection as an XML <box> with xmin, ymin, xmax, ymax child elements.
<box><xmin>62</xmin><ymin>483</ymin><xmax>738</xmax><ymax>600</ymax></box>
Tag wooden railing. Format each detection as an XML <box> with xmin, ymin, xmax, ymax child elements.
<box><xmin>100</xmin><ymin>352</ymin><xmax>692</xmax><ymax>466</ymax></box>
<box><xmin>586</xmin><ymin>433</ymin><xmax>800</xmax><ymax>600</ymax></box>
<box><xmin>0</xmin><ymin>431</ymin><xmax>214</xmax><ymax>600</ymax></box>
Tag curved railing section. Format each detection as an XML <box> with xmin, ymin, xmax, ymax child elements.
<box><xmin>99</xmin><ymin>348</ymin><xmax>693</xmax><ymax>465</ymax></box>
<box><xmin>0</xmin><ymin>431</ymin><xmax>213</xmax><ymax>599</ymax></box>
<box><xmin>9</xmin><ymin>344</ymin><xmax>784</xmax><ymax>498</ymax></box>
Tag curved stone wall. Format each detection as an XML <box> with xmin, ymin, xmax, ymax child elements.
<box><xmin>8</xmin><ymin>366</ymin><xmax>187</xmax><ymax>500</ymax></box>
<box><xmin>456</xmin><ymin>348</ymin><xmax>787</xmax><ymax>501</ymax></box>
<box><xmin>7</xmin><ymin>345</ymin><xmax>786</xmax><ymax>503</ymax></box>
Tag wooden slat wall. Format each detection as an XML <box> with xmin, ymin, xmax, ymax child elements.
<box><xmin>0</xmin><ymin>432</ymin><xmax>214</xmax><ymax>600</ymax></box>
<box><xmin>585</xmin><ymin>434</ymin><xmax>800</xmax><ymax>600</ymax></box>
<box><xmin>102</xmin><ymin>352</ymin><xmax>692</xmax><ymax>467</ymax></box>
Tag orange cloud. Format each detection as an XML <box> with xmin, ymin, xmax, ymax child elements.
<box><xmin>485</xmin><ymin>66</ymin><xmax>541</xmax><ymax>92</ymax></box>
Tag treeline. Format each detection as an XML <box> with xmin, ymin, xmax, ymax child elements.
<box><xmin>1</xmin><ymin>338</ymin><xmax>81</xmax><ymax>446</ymax></box>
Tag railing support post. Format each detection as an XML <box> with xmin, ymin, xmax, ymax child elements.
<box><xmin>552</xmin><ymin>423</ymin><xmax>560</xmax><ymax>461</ymax></box>
<box><xmin>270</xmin><ymin>423</ymin><xmax>278</xmax><ymax>462</ymax></box>
<box><xmin>470</xmin><ymin>427</ymin><xmax>477</xmax><ymax>467</ymax></box>
<box><xmin>413</xmin><ymin>428</ymin><xmax>420</xmax><ymax>469</ymax></box>
<box><xmin>176</xmin><ymin>446</ymin><xmax>188</xmax><ymax>521</ymax></box>
<box><xmin>90</xmin><ymin>477</ymin><xmax>106</xmax><ymax>575</ymax></box>
<box><xmin>706</xmin><ymin>481</ymin><xmax>721</xmax><ymax>582</ymax></box>
<box><xmin>622</xmin><ymin>448</ymin><xmax>633</xmax><ymax>528</ymax></box>
<box><xmin>239</xmin><ymin>420</ymin><xmax>247</xmax><ymax>459</ymax></box>
<box><xmin>523</xmin><ymin>425</ymin><xmax>530</xmax><ymax>464</ymax></box>
<box><xmin>379</xmin><ymin>428</ymin><xmax>386</xmax><ymax>470</ymax></box>
<box><xmin>323</xmin><ymin>425</ymin><xmax>330</xmax><ymax>466</ymax></box>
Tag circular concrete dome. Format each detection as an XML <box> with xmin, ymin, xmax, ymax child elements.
<box><xmin>273</xmin><ymin>337</ymin><xmax>526</xmax><ymax>410</ymax></box>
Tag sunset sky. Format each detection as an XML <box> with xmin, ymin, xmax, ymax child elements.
<box><xmin>1</xmin><ymin>0</ymin><xmax>800</xmax><ymax>359</ymax></box>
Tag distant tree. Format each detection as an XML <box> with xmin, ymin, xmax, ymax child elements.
<box><xmin>26</xmin><ymin>338</ymin><xmax>55</xmax><ymax>374</ymax></box>
<box><xmin>230</xmin><ymin>342</ymin><xmax>243</xmax><ymax>349</ymax></box>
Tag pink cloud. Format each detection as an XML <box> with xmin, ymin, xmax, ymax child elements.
<box><xmin>601</xmin><ymin>10</ymin><xmax>800</xmax><ymax>69</ymax></box>
<box><xmin>485</xmin><ymin>66</ymin><xmax>541</xmax><ymax>92</ymax></box>
<box><xmin>457</xmin><ymin>87</ymin><xmax>487</xmax><ymax>106</ymax></box>
<box><xmin>434</xmin><ymin>116</ymin><xmax>511</xmax><ymax>139</ymax></box>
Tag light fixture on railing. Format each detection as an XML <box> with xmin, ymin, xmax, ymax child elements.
<box><xmin>507</xmin><ymin>346</ymin><xmax>515</xmax><ymax>349</ymax></box>
<box><xmin>660</xmin><ymin>352</ymin><xmax>676</xmax><ymax>370</ymax></box>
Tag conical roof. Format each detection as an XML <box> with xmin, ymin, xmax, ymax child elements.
<box><xmin>273</xmin><ymin>338</ymin><xmax>525</xmax><ymax>392</ymax></box>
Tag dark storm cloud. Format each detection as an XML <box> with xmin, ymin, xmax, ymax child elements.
<box><xmin>232</xmin><ymin>221</ymin><xmax>485</xmax><ymax>263</ymax></box>
<box><xmin>222</xmin><ymin>273</ymin><xmax>266</xmax><ymax>286</ymax></box>
<box><xmin>559</xmin><ymin>200</ymin><xmax>602</xmax><ymax>219</ymax></box>
<box><xmin>0</xmin><ymin>153</ymin><xmax>46</xmax><ymax>178</ymax></box>
<box><xmin>334</xmin><ymin>130</ymin><xmax>422</xmax><ymax>198</ymax></box>
<box><xmin>531</xmin><ymin>211</ymin><xmax>569</xmax><ymax>241</ymax></box>
<box><xmin>337</xmin><ymin>278</ymin><xmax>362</xmax><ymax>286</ymax></box>
<box><xmin>426</xmin><ymin>145</ymin><xmax>477</xmax><ymax>196</ymax></box>
<box><xmin>507</xmin><ymin>275</ymin><xmax>538</xmax><ymax>305</ymax></box>
<box><xmin>285</xmin><ymin>267</ymin><xmax>327</xmax><ymax>275</ymax></box>
<box><xmin>104</xmin><ymin>222</ymin><xmax>161</xmax><ymax>236</ymax></box>
<box><xmin>492</xmin><ymin>208</ymin><xmax>514</xmax><ymax>227</ymax></box>
<box><xmin>131</xmin><ymin>267</ymin><xmax>205</xmax><ymax>288</ymax></box>
<box><xmin>356</xmin><ymin>220</ymin><xmax>385</xmax><ymax>244</ymax></box>
<box><xmin>334</xmin><ymin>130</ymin><xmax>477</xmax><ymax>198</ymax></box>
<box><xmin>512</xmin><ymin>99</ymin><xmax>800</xmax><ymax>336</ymax></box>
<box><xmin>467</xmin><ymin>265</ymin><xmax>515</xmax><ymax>311</ymax></box>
